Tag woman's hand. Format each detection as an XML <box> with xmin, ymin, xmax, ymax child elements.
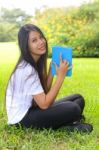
<box><xmin>53</xmin><ymin>53</ymin><xmax>70</xmax><ymax>79</ymax></box>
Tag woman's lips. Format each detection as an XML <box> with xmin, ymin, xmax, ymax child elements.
<box><xmin>39</xmin><ymin>45</ymin><xmax>46</xmax><ymax>50</ymax></box>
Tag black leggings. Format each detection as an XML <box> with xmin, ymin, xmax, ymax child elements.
<box><xmin>18</xmin><ymin>94</ymin><xmax>85</xmax><ymax>129</ymax></box>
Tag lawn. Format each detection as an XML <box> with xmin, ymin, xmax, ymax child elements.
<box><xmin>0</xmin><ymin>42</ymin><xmax>99</xmax><ymax>150</ymax></box>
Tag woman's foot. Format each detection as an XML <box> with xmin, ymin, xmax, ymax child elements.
<box><xmin>65</xmin><ymin>122</ymin><xmax>93</xmax><ymax>133</ymax></box>
<box><xmin>80</xmin><ymin>114</ymin><xmax>86</xmax><ymax>122</ymax></box>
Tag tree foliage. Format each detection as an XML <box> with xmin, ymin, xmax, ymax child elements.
<box><xmin>0</xmin><ymin>8</ymin><xmax>32</xmax><ymax>41</ymax></box>
<box><xmin>0</xmin><ymin>1</ymin><xmax>99</xmax><ymax>57</ymax></box>
<box><xmin>33</xmin><ymin>1</ymin><xmax>99</xmax><ymax>57</ymax></box>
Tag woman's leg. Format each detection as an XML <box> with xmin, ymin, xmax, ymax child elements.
<box><xmin>56</xmin><ymin>94</ymin><xmax>85</xmax><ymax>113</ymax></box>
<box><xmin>19</xmin><ymin>101</ymin><xmax>81</xmax><ymax>129</ymax></box>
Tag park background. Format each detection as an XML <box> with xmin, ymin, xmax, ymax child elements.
<box><xmin>0</xmin><ymin>0</ymin><xmax>99</xmax><ymax>149</ymax></box>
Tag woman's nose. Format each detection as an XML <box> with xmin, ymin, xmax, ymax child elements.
<box><xmin>39</xmin><ymin>39</ymin><xmax>43</xmax><ymax>43</ymax></box>
<box><xmin>39</xmin><ymin>39</ymin><xmax>43</xmax><ymax>44</ymax></box>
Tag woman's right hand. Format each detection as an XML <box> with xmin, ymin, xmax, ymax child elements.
<box><xmin>54</xmin><ymin>53</ymin><xmax>69</xmax><ymax>79</ymax></box>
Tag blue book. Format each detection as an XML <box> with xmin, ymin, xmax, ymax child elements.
<box><xmin>51</xmin><ymin>46</ymin><xmax>72</xmax><ymax>77</ymax></box>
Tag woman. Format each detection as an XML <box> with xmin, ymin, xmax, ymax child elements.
<box><xmin>6</xmin><ymin>24</ymin><xmax>93</xmax><ymax>132</ymax></box>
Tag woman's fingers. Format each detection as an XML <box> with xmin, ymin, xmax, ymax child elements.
<box><xmin>53</xmin><ymin>55</ymin><xmax>72</xmax><ymax>72</ymax></box>
<box><xmin>68</xmin><ymin>65</ymin><xmax>72</xmax><ymax>70</ymax></box>
<box><xmin>60</xmin><ymin>59</ymin><xmax>72</xmax><ymax>70</ymax></box>
<box><xmin>63</xmin><ymin>60</ymin><xmax>69</xmax><ymax>65</ymax></box>
<box><xmin>60</xmin><ymin>54</ymin><xmax>68</xmax><ymax>64</ymax></box>
<box><xmin>60</xmin><ymin>53</ymin><xmax>69</xmax><ymax>65</ymax></box>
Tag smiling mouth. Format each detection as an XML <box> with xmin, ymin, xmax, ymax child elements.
<box><xmin>39</xmin><ymin>45</ymin><xmax>46</xmax><ymax>50</ymax></box>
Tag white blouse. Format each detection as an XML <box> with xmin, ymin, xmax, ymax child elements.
<box><xmin>6</xmin><ymin>60</ymin><xmax>44</xmax><ymax>124</ymax></box>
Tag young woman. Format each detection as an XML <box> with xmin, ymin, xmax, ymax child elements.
<box><xmin>6</xmin><ymin>24</ymin><xmax>93</xmax><ymax>132</ymax></box>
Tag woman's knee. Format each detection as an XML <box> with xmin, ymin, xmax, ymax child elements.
<box><xmin>63</xmin><ymin>101</ymin><xmax>81</xmax><ymax>115</ymax></box>
<box><xmin>72</xmin><ymin>103</ymin><xmax>81</xmax><ymax>116</ymax></box>
<box><xmin>75</xmin><ymin>94</ymin><xmax>85</xmax><ymax>107</ymax></box>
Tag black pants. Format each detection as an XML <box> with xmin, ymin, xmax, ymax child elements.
<box><xmin>18</xmin><ymin>94</ymin><xmax>85</xmax><ymax>129</ymax></box>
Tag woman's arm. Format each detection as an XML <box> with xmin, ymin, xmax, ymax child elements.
<box><xmin>46</xmin><ymin>61</ymin><xmax>53</xmax><ymax>91</ymax></box>
<box><xmin>33</xmin><ymin>55</ymin><xmax>69</xmax><ymax>109</ymax></box>
<box><xmin>33</xmin><ymin>76</ymin><xmax>64</xmax><ymax>109</ymax></box>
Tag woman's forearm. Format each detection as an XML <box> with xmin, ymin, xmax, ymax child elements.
<box><xmin>45</xmin><ymin>76</ymin><xmax>64</xmax><ymax>106</ymax></box>
<box><xmin>33</xmin><ymin>75</ymin><xmax>64</xmax><ymax>109</ymax></box>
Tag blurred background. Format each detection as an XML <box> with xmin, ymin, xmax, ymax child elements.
<box><xmin>0</xmin><ymin>0</ymin><xmax>99</xmax><ymax>57</ymax></box>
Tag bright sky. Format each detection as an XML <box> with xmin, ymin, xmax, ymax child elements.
<box><xmin>0</xmin><ymin>0</ymin><xmax>92</xmax><ymax>15</ymax></box>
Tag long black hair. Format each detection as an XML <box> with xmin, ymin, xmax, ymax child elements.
<box><xmin>12</xmin><ymin>24</ymin><xmax>48</xmax><ymax>93</ymax></box>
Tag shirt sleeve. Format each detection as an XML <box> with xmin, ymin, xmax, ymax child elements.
<box><xmin>23</xmin><ymin>64</ymin><xmax>44</xmax><ymax>95</ymax></box>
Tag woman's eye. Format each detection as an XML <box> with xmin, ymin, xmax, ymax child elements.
<box><xmin>32</xmin><ymin>39</ymin><xmax>37</xmax><ymax>42</ymax></box>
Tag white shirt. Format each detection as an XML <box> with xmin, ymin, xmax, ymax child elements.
<box><xmin>6</xmin><ymin>60</ymin><xmax>44</xmax><ymax>124</ymax></box>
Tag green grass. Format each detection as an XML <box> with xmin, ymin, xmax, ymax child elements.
<box><xmin>0</xmin><ymin>42</ymin><xmax>99</xmax><ymax>150</ymax></box>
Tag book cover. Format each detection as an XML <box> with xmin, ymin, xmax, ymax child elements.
<box><xmin>51</xmin><ymin>46</ymin><xmax>72</xmax><ymax>77</ymax></box>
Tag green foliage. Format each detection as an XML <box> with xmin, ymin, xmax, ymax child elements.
<box><xmin>0</xmin><ymin>8</ymin><xmax>32</xmax><ymax>42</ymax></box>
<box><xmin>0</xmin><ymin>22</ymin><xmax>18</xmax><ymax>41</ymax></box>
<box><xmin>34</xmin><ymin>8</ymin><xmax>72</xmax><ymax>57</ymax></box>
<box><xmin>34</xmin><ymin>1</ymin><xmax>99</xmax><ymax>57</ymax></box>
<box><xmin>0</xmin><ymin>2</ymin><xmax>99</xmax><ymax>57</ymax></box>
<box><xmin>0</xmin><ymin>8</ymin><xmax>32</xmax><ymax>27</ymax></box>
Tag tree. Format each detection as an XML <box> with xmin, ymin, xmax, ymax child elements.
<box><xmin>0</xmin><ymin>7</ymin><xmax>32</xmax><ymax>27</ymax></box>
<box><xmin>34</xmin><ymin>1</ymin><xmax>99</xmax><ymax>57</ymax></box>
<box><xmin>0</xmin><ymin>8</ymin><xmax>32</xmax><ymax>42</ymax></box>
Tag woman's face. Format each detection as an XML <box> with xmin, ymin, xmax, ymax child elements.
<box><xmin>28</xmin><ymin>30</ymin><xmax>46</xmax><ymax>59</ymax></box>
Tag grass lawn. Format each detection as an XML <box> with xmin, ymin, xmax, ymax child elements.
<box><xmin>0</xmin><ymin>42</ymin><xmax>99</xmax><ymax>150</ymax></box>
